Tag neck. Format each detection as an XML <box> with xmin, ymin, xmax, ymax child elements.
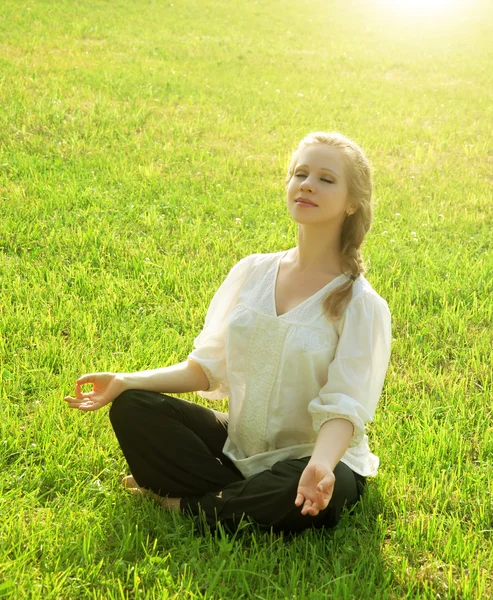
<box><xmin>292</xmin><ymin>223</ymin><xmax>343</xmax><ymax>275</ymax></box>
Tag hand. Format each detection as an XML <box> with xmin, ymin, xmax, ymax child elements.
<box><xmin>295</xmin><ymin>462</ymin><xmax>335</xmax><ymax>517</ymax></box>
<box><xmin>64</xmin><ymin>372</ymin><xmax>127</xmax><ymax>412</ymax></box>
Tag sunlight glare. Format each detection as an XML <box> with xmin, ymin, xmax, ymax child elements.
<box><xmin>380</xmin><ymin>0</ymin><xmax>460</xmax><ymax>17</ymax></box>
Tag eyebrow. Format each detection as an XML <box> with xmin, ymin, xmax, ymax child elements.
<box><xmin>296</xmin><ymin>164</ymin><xmax>340</xmax><ymax>177</ymax></box>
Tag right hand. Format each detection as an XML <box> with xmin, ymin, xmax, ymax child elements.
<box><xmin>64</xmin><ymin>372</ymin><xmax>127</xmax><ymax>412</ymax></box>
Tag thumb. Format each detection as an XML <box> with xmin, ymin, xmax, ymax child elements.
<box><xmin>318</xmin><ymin>475</ymin><xmax>335</xmax><ymax>501</ymax></box>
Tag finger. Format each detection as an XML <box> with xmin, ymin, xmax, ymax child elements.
<box><xmin>65</xmin><ymin>395</ymin><xmax>88</xmax><ymax>406</ymax></box>
<box><xmin>65</xmin><ymin>394</ymin><xmax>93</xmax><ymax>402</ymax></box>
<box><xmin>66</xmin><ymin>401</ymin><xmax>89</xmax><ymax>409</ymax></box>
<box><xmin>304</xmin><ymin>498</ymin><xmax>322</xmax><ymax>516</ymax></box>
<box><xmin>74</xmin><ymin>383</ymin><xmax>93</xmax><ymax>401</ymax></box>
<box><xmin>65</xmin><ymin>400</ymin><xmax>92</xmax><ymax>410</ymax></box>
<box><xmin>314</xmin><ymin>486</ymin><xmax>332</xmax><ymax>510</ymax></box>
<box><xmin>78</xmin><ymin>401</ymin><xmax>99</xmax><ymax>412</ymax></box>
<box><xmin>301</xmin><ymin>499</ymin><xmax>313</xmax><ymax>515</ymax></box>
<box><xmin>76</xmin><ymin>374</ymin><xmax>97</xmax><ymax>385</ymax></box>
<box><xmin>294</xmin><ymin>493</ymin><xmax>304</xmax><ymax>506</ymax></box>
<box><xmin>319</xmin><ymin>477</ymin><xmax>335</xmax><ymax>496</ymax></box>
<box><xmin>319</xmin><ymin>475</ymin><xmax>334</xmax><ymax>489</ymax></box>
<box><xmin>65</xmin><ymin>396</ymin><xmax>99</xmax><ymax>410</ymax></box>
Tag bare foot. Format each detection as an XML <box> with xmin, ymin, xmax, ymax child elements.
<box><xmin>122</xmin><ymin>475</ymin><xmax>138</xmax><ymax>488</ymax></box>
<box><xmin>148</xmin><ymin>494</ymin><xmax>181</xmax><ymax>511</ymax></box>
<box><xmin>121</xmin><ymin>475</ymin><xmax>181</xmax><ymax>511</ymax></box>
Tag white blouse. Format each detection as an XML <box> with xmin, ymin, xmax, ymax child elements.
<box><xmin>188</xmin><ymin>250</ymin><xmax>392</xmax><ymax>479</ymax></box>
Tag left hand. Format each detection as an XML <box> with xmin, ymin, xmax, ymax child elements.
<box><xmin>295</xmin><ymin>462</ymin><xmax>335</xmax><ymax>516</ymax></box>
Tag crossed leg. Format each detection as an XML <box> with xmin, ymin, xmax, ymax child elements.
<box><xmin>109</xmin><ymin>390</ymin><xmax>365</xmax><ymax>533</ymax></box>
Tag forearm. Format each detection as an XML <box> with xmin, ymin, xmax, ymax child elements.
<box><xmin>310</xmin><ymin>418</ymin><xmax>354</xmax><ymax>472</ymax></box>
<box><xmin>118</xmin><ymin>359</ymin><xmax>210</xmax><ymax>394</ymax></box>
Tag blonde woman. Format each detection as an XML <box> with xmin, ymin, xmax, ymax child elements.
<box><xmin>66</xmin><ymin>132</ymin><xmax>392</xmax><ymax>533</ymax></box>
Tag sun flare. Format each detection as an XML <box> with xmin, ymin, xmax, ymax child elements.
<box><xmin>380</xmin><ymin>0</ymin><xmax>460</xmax><ymax>16</ymax></box>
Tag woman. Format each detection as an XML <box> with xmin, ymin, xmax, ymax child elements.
<box><xmin>65</xmin><ymin>132</ymin><xmax>392</xmax><ymax>533</ymax></box>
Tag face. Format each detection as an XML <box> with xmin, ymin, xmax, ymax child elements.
<box><xmin>286</xmin><ymin>144</ymin><xmax>353</xmax><ymax>227</ymax></box>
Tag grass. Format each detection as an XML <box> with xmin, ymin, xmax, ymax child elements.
<box><xmin>0</xmin><ymin>0</ymin><xmax>492</xmax><ymax>597</ymax></box>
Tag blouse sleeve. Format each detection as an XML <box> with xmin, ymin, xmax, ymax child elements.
<box><xmin>308</xmin><ymin>291</ymin><xmax>392</xmax><ymax>447</ymax></box>
<box><xmin>187</xmin><ymin>255</ymin><xmax>253</xmax><ymax>400</ymax></box>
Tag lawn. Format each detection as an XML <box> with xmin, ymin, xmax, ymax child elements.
<box><xmin>0</xmin><ymin>0</ymin><xmax>492</xmax><ymax>597</ymax></box>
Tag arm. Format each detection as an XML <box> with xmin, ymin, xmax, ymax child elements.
<box><xmin>295</xmin><ymin>418</ymin><xmax>354</xmax><ymax>516</ymax></box>
<box><xmin>309</xmin><ymin>417</ymin><xmax>354</xmax><ymax>471</ymax></box>
<box><xmin>296</xmin><ymin>292</ymin><xmax>392</xmax><ymax>516</ymax></box>
<box><xmin>308</xmin><ymin>292</ymin><xmax>391</xmax><ymax>447</ymax></box>
<box><xmin>65</xmin><ymin>359</ymin><xmax>210</xmax><ymax>411</ymax></box>
<box><xmin>119</xmin><ymin>359</ymin><xmax>210</xmax><ymax>394</ymax></box>
<box><xmin>66</xmin><ymin>255</ymin><xmax>252</xmax><ymax>411</ymax></box>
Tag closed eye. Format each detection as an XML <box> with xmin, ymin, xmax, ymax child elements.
<box><xmin>295</xmin><ymin>173</ymin><xmax>333</xmax><ymax>184</ymax></box>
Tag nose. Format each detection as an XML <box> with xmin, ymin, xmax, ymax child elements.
<box><xmin>299</xmin><ymin>177</ymin><xmax>314</xmax><ymax>192</ymax></box>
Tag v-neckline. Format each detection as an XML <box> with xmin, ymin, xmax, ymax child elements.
<box><xmin>272</xmin><ymin>250</ymin><xmax>345</xmax><ymax>319</ymax></box>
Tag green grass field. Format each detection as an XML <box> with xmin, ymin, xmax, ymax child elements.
<box><xmin>1</xmin><ymin>0</ymin><xmax>492</xmax><ymax>597</ymax></box>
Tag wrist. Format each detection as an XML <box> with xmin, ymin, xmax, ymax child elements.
<box><xmin>114</xmin><ymin>373</ymin><xmax>132</xmax><ymax>393</ymax></box>
<box><xmin>308</xmin><ymin>455</ymin><xmax>335</xmax><ymax>472</ymax></box>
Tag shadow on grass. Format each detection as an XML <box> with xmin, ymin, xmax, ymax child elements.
<box><xmin>92</xmin><ymin>479</ymin><xmax>390</xmax><ymax>599</ymax></box>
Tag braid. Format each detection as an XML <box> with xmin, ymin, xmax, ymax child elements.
<box><xmin>322</xmin><ymin>213</ymin><xmax>368</xmax><ymax>320</ymax></box>
<box><xmin>340</xmin><ymin>218</ymin><xmax>366</xmax><ymax>276</ymax></box>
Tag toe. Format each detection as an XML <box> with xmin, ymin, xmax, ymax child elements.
<box><xmin>121</xmin><ymin>475</ymin><xmax>138</xmax><ymax>488</ymax></box>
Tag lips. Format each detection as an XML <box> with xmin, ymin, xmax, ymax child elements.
<box><xmin>296</xmin><ymin>197</ymin><xmax>318</xmax><ymax>206</ymax></box>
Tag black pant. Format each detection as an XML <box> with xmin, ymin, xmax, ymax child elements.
<box><xmin>109</xmin><ymin>390</ymin><xmax>366</xmax><ymax>533</ymax></box>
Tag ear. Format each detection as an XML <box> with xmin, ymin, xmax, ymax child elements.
<box><xmin>346</xmin><ymin>205</ymin><xmax>356</xmax><ymax>216</ymax></box>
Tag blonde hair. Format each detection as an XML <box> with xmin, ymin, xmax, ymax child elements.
<box><xmin>286</xmin><ymin>132</ymin><xmax>373</xmax><ymax>321</ymax></box>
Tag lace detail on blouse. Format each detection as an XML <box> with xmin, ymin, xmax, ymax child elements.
<box><xmin>236</xmin><ymin>313</ymin><xmax>289</xmax><ymax>457</ymax></box>
<box><xmin>249</xmin><ymin>260</ymin><xmax>278</xmax><ymax>316</ymax></box>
